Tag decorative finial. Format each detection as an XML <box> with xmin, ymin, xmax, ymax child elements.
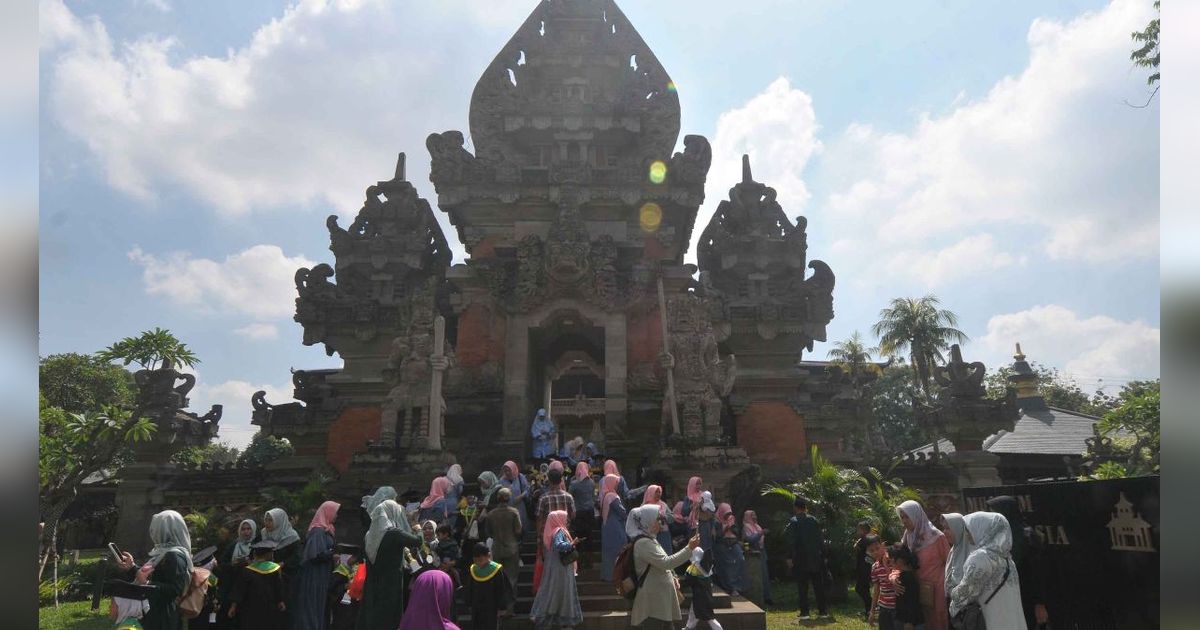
<box><xmin>1014</xmin><ymin>342</ymin><xmax>1025</xmax><ymax>361</ymax></box>
<box><xmin>395</xmin><ymin>152</ymin><xmax>407</xmax><ymax>181</ymax></box>
<box><xmin>741</xmin><ymin>154</ymin><xmax>753</xmax><ymax>184</ymax></box>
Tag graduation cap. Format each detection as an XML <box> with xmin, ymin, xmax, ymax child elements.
<box><xmin>335</xmin><ymin>543</ymin><xmax>361</xmax><ymax>554</ymax></box>
<box><xmin>105</xmin><ymin>579</ymin><xmax>153</xmax><ymax>600</ymax></box>
<box><xmin>192</xmin><ymin>546</ymin><xmax>218</xmax><ymax>566</ymax></box>
<box><xmin>251</xmin><ymin>540</ymin><xmax>279</xmax><ymax>552</ymax></box>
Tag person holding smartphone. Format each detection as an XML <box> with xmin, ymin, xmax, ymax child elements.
<box><xmin>114</xmin><ymin>510</ymin><xmax>194</xmax><ymax>630</ymax></box>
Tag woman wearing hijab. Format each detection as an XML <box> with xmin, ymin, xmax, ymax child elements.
<box><xmin>712</xmin><ymin>503</ymin><xmax>747</xmax><ymax>597</ymax></box>
<box><xmin>628</xmin><ymin>504</ymin><xmax>701</xmax><ymax>629</ymax></box>
<box><xmin>599</xmin><ymin>473</ymin><xmax>628</xmax><ymax>581</ymax></box>
<box><xmin>987</xmin><ymin>495</ymin><xmax>1048</xmax><ymax>629</ymax></box>
<box><xmin>942</xmin><ymin>513</ymin><xmax>970</xmax><ymax>602</ymax></box>
<box><xmin>741</xmin><ymin>510</ymin><xmax>772</xmax><ymax>605</ymax></box>
<box><xmin>418</xmin><ymin>476</ymin><xmax>452</xmax><ymax>524</ymax></box>
<box><xmin>399</xmin><ymin>567</ymin><xmax>461</xmax><ymax>630</ymax></box>
<box><xmin>113</xmin><ymin>510</ymin><xmax>193</xmax><ymax>630</ymax></box>
<box><xmin>602</xmin><ymin>459</ymin><xmax>629</xmax><ymax>500</ymax></box>
<box><xmin>641</xmin><ymin>485</ymin><xmax>675</xmax><ymax>553</ymax></box>
<box><xmin>499</xmin><ymin>461</ymin><xmax>531</xmax><ymax>533</ymax></box>
<box><xmin>289</xmin><ymin>501</ymin><xmax>339</xmax><ymax>630</ymax></box>
<box><xmin>530</xmin><ymin>408</ymin><xmax>558</xmax><ymax>460</ymax></box>
<box><xmin>528</xmin><ymin>510</ymin><xmax>584</xmax><ymax>629</ymax></box>
<box><xmin>216</xmin><ymin>518</ymin><xmax>258</xmax><ymax>628</ymax></box>
<box><xmin>949</xmin><ymin>512</ymin><xmax>1025</xmax><ymax>628</ymax></box>
<box><xmin>695</xmin><ymin>491</ymin><xmax>718</xmax><ymax>557</ymax></box>
<box><xmin>568</xmin><ymin>461</ymin><xmax>597</xmax><ymax>554</ymax></box>
<box><xmin>445</xmin><ymin>465</ymin><xmax>465</xmax><ymax>531</ymax></box>
<box><xmin>584</xmin><ymin>442</ymin><xmax>600</xmax><ymax>467</ymax></box>
<box><xmin>558</xmin><ymin>436</ymin><xmax>585</xmax><ymax>465</ymax></box>
<box><xmin>896</xmin><ymin>500</ymin><xmax>950</xmax><ymax>630</ymax></box>
<box><xmin>358</xmin><ymin>499</ymin><xmax>422</xmax><ymax>630</ymax></box>
<box><xmin>260</xmin><ymin>507</ymin><xmax>303</xmax><ymax>607</ymax></box>
<box><xmin>477</xmin><ymin>471</ymin><xmax>501</xmax><ymax>510</ymax></box>
<box><xmin>672</xmin><ymin>476</ymin><xmax>705</xmax><ymax>534</ymax></box>
<box><xmin>360</xmin><ymin>487</ymin><xmax>397</xmax><ymax>530</ymax></box>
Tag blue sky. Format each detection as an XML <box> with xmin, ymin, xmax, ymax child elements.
<box><xmin>38</xmin><ymin>0</ymin><xmax>1160</xmax><ymax>448</ymax></box>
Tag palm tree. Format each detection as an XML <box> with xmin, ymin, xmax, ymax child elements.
<box><xmin>827</xmin><ymin>331</ymin><xmax>881</xmax><ymax>382</ymax></box>
<box><xmin>870</xmin><ymin>296</ymin><xmax>967</xmax><ymax>397</ymax></box>
<box><xmin>97</xmin><ymin>327</ymin><xmax>200</xmax><ymax>370</ymax></box>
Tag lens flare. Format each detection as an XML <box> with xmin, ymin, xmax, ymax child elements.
<box><xmin>639</xmin><ymin>202</ymin><xmax>663</xmax><ymax>232</ymax></box>
<box><xmin>666</xmin><ymin>81</ymin><xmax>678</xmax><ymax>93</ymax></box>
<box><xmin>648</xmin><ymin>161</ymin><xmax>667</xmax><ymax>184</ymax></box>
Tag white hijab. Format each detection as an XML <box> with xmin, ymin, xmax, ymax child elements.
<box><xmin>365</xmin><ymin>499</ymin><xmax>409</xmax><ymax>563</ymax></box>
<box><xmin>261</xmin><ymin>507</ymin><xmax>300</xmax><ymax>548</ymax></box>
<box><xmin>447</xmin><ymin>464</ymin><xmax>464</xmax><ymax>487</ymax></box>
<box><xmin>943</xmin><ymin>512</ymin><xmax>971</xmax><ymax>592</ymax></box>
<box><xmin>147</xmin><ymin>510</ymin><xmax>193</xmax><ymax>573</ymax></box>
<box><xmin>362</xmin><ymin>486</ymin><xmax>398</xmax><ymax>513</ymax></box>
<box><xmin>896</xmin><ymin>500</ymin><xmax>943</xmax><ymax>551</ymax></box>
<box><xmin>626</xmin><ymin>504</ymin><xmax>661</xmax><ymax>539</ymax></box>
<box><xmin>230</xmin><ymin>518</ymin><xmax>258</xmax><ymax>564</ymax></box>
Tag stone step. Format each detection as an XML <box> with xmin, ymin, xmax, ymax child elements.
<box><xmin>456</xmin><ymin>598</ymin><xmax>767</xmax><ymax>630</ymax></box>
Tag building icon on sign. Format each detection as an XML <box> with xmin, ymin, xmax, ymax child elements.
<box><xmin>1106</xmin><ymin>492</ymin><xmax>1155</xmax><ymax>552</ymax></box>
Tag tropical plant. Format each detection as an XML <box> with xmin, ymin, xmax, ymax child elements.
<box><xmin>864</xmin><ymin>361</ymin><xmax>927</xmax><ymax>454</ymax></box>
<box><xmin>259</xmin><ymin>471</ymin><xmax>335</xmax><ymax>527</ymax></box>
<box><xmin>39</xmin><ymin>353</ymin><xmax>134</xmax><ymax>414</ymax></box>
<box><xmin>238</xmin><ymin>433</ymin><xmax>295</xmax><ymax>467</ymax></box>
<box><xmin>97</xmin><ymin>327</ymin><xmax>199</xmax><ymax>370</ymax></box>
<box><xmin>763</xmin><ymin>446</ymin><xmax>921</xmax><ymax>587</ymax></box>
<box><xmin>871</xmin><ymin>296</ymin><xmax>967</xmax><ymax>398</ymax></box>
<box><xmin>1130</xmin><ymin>1</ymin><xmax>1159</xmax><ymax>86</ymax></box>
<box><xmin>827</xmin><ymin>331</ymin><xmax>882</xmax><ymax>381</ymax></box>
<box><xmin>172</xmin><ymin>442</ymin><xmax>241</xmax><ymax>466</ymax></box>
<box><xmin>1099</xmin><ymin>385</ymin><xmax>1159</xmax><ymax>475</ymax></box>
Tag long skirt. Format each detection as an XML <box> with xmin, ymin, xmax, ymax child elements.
<box><xmin>528</xmin><ymin>545</ymin><xmax>584</xmax><ymax>629</ymax></box>
<box><xmin>713</xmin><ymin>537</ymin><xmax>747</xmax><ymax>595</ymax></box>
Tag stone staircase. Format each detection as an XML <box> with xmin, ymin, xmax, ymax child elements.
<box><xmin>457</xmin><ymin>532</ymin><xmax>767</xmax><ymax>629</ymax></box>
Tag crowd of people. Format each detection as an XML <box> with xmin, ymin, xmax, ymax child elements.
<box><xmin>102</xmin><ymin>425</ymin><xmax>1046</xmax><ymax>630</ymax></box>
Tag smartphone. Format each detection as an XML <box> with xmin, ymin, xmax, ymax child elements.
<box><xmin>107</xmin><ymin>542</ymin><xmax>123</xmax><ymax>563</ymax></box>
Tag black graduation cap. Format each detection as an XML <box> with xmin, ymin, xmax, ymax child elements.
<box><xmin>335</xmin><ymin>543</ymin><xmax>362</xmax><ymax>554</ymax></box>
<box><xmin>105</xmin><ymin>579</ymin><xmax>152</xmax><ymax>600</ymax></box>
<box><xmin>251</xmin><ymin>540</ymin><xmax>278</xmax><ymax>552</ymax></box>
<box><xmin>192</xmin><ymin>545</ymin><xmax>218</xmax><ymax>566</ymax></box>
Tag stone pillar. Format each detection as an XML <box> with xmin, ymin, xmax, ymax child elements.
<box><xmin>948</xmin><ymin>450</ymin><xmax>1002</xmax><ymax>490</ymax></box>
<box><xmin>112</xmin><ymin>463</ymin><xmax>170</xmax><ymax>557</ymax></box>
<box><xmin>604</xmin><ymin>313</ymin><xmax>628</xmax><ymax>439</ymax></box>
<box><xmin>744</xmin><ymin>550</ymin><xmax>767</xmax><ymax>607</ymax></box>
<box><xmin>502</xmin><ymin>314</ymin><xmax>531</xmax><ymax>447</ymax></box>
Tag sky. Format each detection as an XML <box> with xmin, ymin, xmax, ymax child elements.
<box><xmin>37</xmin><ymin>0</ymin><xmax>1161</xmax><ymax>449</ymax></box>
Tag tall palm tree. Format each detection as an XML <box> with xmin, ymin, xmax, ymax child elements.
<box><xmin>827</xmin><ymin>331</ymin><xmax>881</xmax><ymax>381</ymax></box>
<box><xmin>870</xmin><ymin>295</ymin><xmax>967</xmax><ymax>396</ymax></box>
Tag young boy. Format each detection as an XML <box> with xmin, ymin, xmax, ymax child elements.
<box><xmin>887</xmin><ymin>544</ymin><xmax>925</xmax><ymax>630</ymax></box>
<box><xmin>462</xmin><ymin>542</ymin><xmax>515</xmax><ymax>630</ymax></box>
<box><xmin>853</xmin><ymin>521</ymin><xmax>873</xmax><ymax>619</ymax></box>
<box><xmin>328</xmin><ymin>543</ymin><xmax>361</xmax><ymax>630</ymax></box>
<box><xmin>683</xmin><ymin>547</ymin><xmax>723</xmax><ymax>630</ymax></box>
<box><xmin>865</xmin><ymin>536</ymin><xmax>895</xmax><ymax>630</ymax></box>
<box><xmin>228</xmin><ymin>540</ymin><xmax>286</xmax><ymax>630</ymax></box>
<box><xmin>435</xmin><ymin>524</ymin><xmax>461</xmax><ymax>573</ymax></box>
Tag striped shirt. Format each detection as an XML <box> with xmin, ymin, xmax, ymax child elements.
<box><xmin>871</xmin><ymin>561</ymin><xmax>896</xmax><ymax>609</ymax></box>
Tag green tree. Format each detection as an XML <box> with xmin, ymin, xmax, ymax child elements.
<box><xmin>237</xmin><ymin>433</ymin><xmax>295</xmax><ymax>467</ymax></box>
<box><xmin>97</xmin><ymin>327</ymin><xmax>199</xmax><ymax>370</ymax></box>
<box><xmin>827</xmin><ymin>331</ymin><xmax>881</xmax><ymax>381</ymax></box>
<box><xmin>171</xmin><ymin>442</ymin><xmax>241</xmax><ymax>466</ymax></box>
<box><xmin>866</xmin><ymin>362</ymin><xmax>927</xmax><ymax>454</ymax></box>
<box><xmin>39</xmin><ymin>353</ymin><xmax>134</xmax><ymax>414</ymax></box>
<box><xmin>871</xmin><ymin>296</ymin><xmax>968</xmax><ymax>397</ymax></box>
<box><xmin>1130</xmin><ymin>1</ymin><xmax>1159</xmax><ymax>86</ymax></box>
<box><xmin>984</xmin><ymin>362</ymin><xmax>1112</xmax><ymax>416</ymax></box>
<box><xmin>1099</xmin><ymin>385</ymin><xmax>1160</xmax><ymax>474</ymax></box>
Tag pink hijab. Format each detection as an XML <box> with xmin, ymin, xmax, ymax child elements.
<box><xmin>604</xmin><ymin>459</ymin><xmax>620</xmax><ymax>477</ymax></box>
<box><xmin>574</xmin><ymin>461</ymin><xmax>590</xmax><ymax>481</ymax></box>
<box><xmin>502</xmin><ymin>460</ymin><xmax>519</xmax><ymax>480</ymax></box>
<box><xmin>542</xmin><ymin>509</ymin><xmax>573</xmax><ymax>551</ymax></box>
<box><xmin>742</xmin><ymin>510</ymin><xmax>763</xmax><ymax>538</ymax></box>
<box><xmin>897</xmin><ymin>500</ymin><xmax>943</xmax><ymax>551</ymax></box>
<box><xmin>308</xmin><ymin>501</ymin><xmax>340</xmax><ymax>535</ymax></box>
<box><xmin>420</xmin><ymin>477</ymin><xmax>451</xmax><ymax>509</ymax></box>
<box><xmin>686</xmin><ymin>476</ymin><xmax>703</xmax><ymax>503</ymax></box>
<box><xmin>399</xmin><ymin>569</ymin><xmax>460</xmax><ymax>630</ymax></box>
<box><xmin>681</xmin><ymin>476</ymin><xmax>704</xmax><ymax>527</ymax></box>
<box><xmin>717</xmin><ymin>503</ymin><xmax>737</xmax><ymax>538</ymax></box>
<box><xmin>600</xmin><ymin>474</ymin><xmax>622</xmax><ymax>522</ymax></box>
<box><xmin>643</xmin><ymin>484</ymin><xmax>667</xmax><ymax>517</ymax></box>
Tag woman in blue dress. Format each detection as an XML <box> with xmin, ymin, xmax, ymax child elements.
<box><xmin>598</xmin><ymin>473</ymin><xmax>628</xmax><ymax>581</ymax></box>
<box><xmin>499</xmin><ymin>460</ymin><xmax>531</xmax><ymax>532</ymax></box>
<box><xmin>528</xmin><ymin>510</ymin><xmax>583</xmax><ymax>629</ymax></box>
<box><xmin>741</xmin><ymin>509</ymin><xmax>773</xmax><ymax>604</ymax></box>
<box><xmin>290</xmin><ymin>501</ymin><xmax>339</xmax><ymax>630</ymax></box>
<box><xmin>713</xmin><ymin>502</ymin><xmax>747</xmax><ymax>596</ymax></box>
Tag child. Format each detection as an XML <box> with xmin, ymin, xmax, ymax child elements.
<box><xmin>328</xmin><ymin>543</ymin><xmax>361</xmax><ymax>630</ymax></box>
<box><xmin>462</xmin><ymin>542</ymin><xmax>515</xmax><ymax>630</ymax></box>
<box><xmin>683</xmin><ymin>547</ymin><xmax>723</xmax><ymax>630</ymax></box>
<box><xmin>435</xmin><ymin>523</ymin><xmax>461</xmax><ymax>573</ymax></box>
<box><xmin>106</xmin><ymin>580</ymin><xmax>151</xmax><ymax>630</ymax></box>
<box><xmin>853</xmin><ymin>521</ymin><xmax>873</xmax><ymax>618</ymax></box>
<box><xmin>888</xmin><ymin>544</ymin><xmax>925</xmax><ymax>630</ymax></box>
<box><xmin>228</xmin><ymin>540</ymin><xmax>286</xmax><ymax>630</ymax></box>
<box><xmin>866</xmin><ymin>536</ymin><xmax>895</xmax><ymax>630</ymax></box>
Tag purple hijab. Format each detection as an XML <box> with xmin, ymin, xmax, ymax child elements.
<box><xmin>399</xmin><ymin>570</ymin><xmax>460</xmax><ymax>630</ymax></box>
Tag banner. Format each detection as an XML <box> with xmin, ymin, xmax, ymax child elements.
<box><xmin>962</xmin><ymin>477</ymin><xmax>1159</xmax><ymax>629</ymax></box>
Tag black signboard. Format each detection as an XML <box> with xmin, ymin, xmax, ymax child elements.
<box><xmin>962</xmin><ymin>476</ymin><xmax>1159</xmax><ymax>629</ymax></box>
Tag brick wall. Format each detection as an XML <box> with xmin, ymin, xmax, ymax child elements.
<box><xmin>325</xmin><ymin>407</ymin><xmax>382</xmax><ymax>473</ymax></box>
<box><xmin>455</xmin><ymin>303</ymin><xmax>506</xmax><ymax>368</ymax></box>
<box><xmin>736</xmin><ymin>402</ymin><xmax>807</xmax><ymax>468</ymax></box>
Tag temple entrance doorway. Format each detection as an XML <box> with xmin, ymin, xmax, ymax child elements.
<box><xmin>529</xmin><ymin>309</ymin><xmax>606</xmax><ymax>454</ymax></box>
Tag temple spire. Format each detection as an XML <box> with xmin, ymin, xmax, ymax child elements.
<box><xmin>742</xmin><ymin>154</ymin><xmax>754</xmax><ymax>184</ymax></box>
<box><xmin>394</xmin><ymin>152</ymin><xmax>407</xmax><ymax>181</ymax></box>
<box><xmin>1008</xmin><ymin>342</ymin><xmax>1047</xmax><ymax>410</ymax></box>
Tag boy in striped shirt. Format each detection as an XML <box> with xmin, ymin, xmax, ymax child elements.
<box><xmin>866</xmin><ymin>536</ymin><xmax>896</xmax><ymax>630</ymax></box>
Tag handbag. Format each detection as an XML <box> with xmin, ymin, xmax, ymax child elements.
<box><xmin>559</xmin><ymin>542</ymin><xmax>579</xmax><ymax>566</ymax></box>
<box><xmin>951</xmin><ymin>564</ymin><xmax>1010</xmax><ymax>630</ymax></box>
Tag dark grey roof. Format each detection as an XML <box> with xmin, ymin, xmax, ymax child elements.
<box><xmin>908</xmin><ymin>405</ymin><xmax>1103</xmax><ymax>458</ymax></box>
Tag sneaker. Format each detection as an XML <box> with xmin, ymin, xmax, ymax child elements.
<box><xmin>798</xmin><ymin>614</ymin><xmax>811</xmax><ymax>620</ymax></box>
<box><xmin>819</xmin><ymin>612</ymin><xmax>833</xmax><ymax>619</ymax></box>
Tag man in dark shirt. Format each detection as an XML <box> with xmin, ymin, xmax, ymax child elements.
<box><xmin>853</xmin><ymin>520</ymin><xmax>873</xmax><ymax>618</ymax></box>
<box><xmin>783</xmin><ymin>496</ymin><xmax>829</xmax><ymax>619</ymax></box>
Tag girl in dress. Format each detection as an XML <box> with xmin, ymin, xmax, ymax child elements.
<box><xmin>598</xmin><ymin>473</ymin><xmax>628</xmax><ymax>581</ymax></box>
<box><xmin>713</xmin><ymin>503</ymin><xmax>746</xmax><ymax>597</ymax></box>
<box><xmin>290</xmin><ymin>501</ymin><xmax>339</xmax><ymax>630</ymax></box>
<box><xmin>602</xmin><ymin>459</ymin><xmax>629</xmax><ymax>499</ymax></box>
<box><xmin>741</xmin><ymin>510</ymin><xmax>772</xmax><ymax>605</ymax></box>
<box><xmin>641</xmin><ymin>485</ymin><xmax>675</xmax><ymax>553</ymax></box>
<box><xmin>528</xmin><ymin>510</ymin><xmax>584</xmax><ymax>629</ymax></box>
<box><xmin>895</xmin><ymin>500</ymin><xmax>950</xmax><ymax>630</ymax></box>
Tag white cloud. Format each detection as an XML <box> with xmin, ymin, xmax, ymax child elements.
<box><xmin>233</xmin><ymin>323</ymin><xmax>280</xmax><ymax>340</ymax></box>
<box><xmin>128</xmin><ymin>244</ymin><xmax>315</xmax><ymax>320</ymax></box>
<box><xmin>824</xmin><ymin>0</ymin><xmax>1159</xmax><ymax>265</ymax></box>
<box><xmin>136</xmin><ymin>0</ymin><xmax>172</xmax><ymax>13</ymax></box>
<box><xmin>690</xmin><ymin>76</ymin><xmax>822</xmax><ymax>259</ymax></box>
<box><xmin>978</xmin><ymin>304</ymin><xmax>1160</xmax><ymax>389</ymax></box>
<box><xmin>885</xmin><ymin>234</ymin><xmax>1024</xmax><ymax>288</ymax></box>
<box><xmin>189</xmin><ymin>379</ymin><xmax>294</xmax><ymax>449</ymax></box>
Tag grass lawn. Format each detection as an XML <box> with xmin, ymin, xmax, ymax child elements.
<box><xmin>38</xmin><ymin>600</ymin><xmax>110</xmax><ymax>630</ymax></box>
<box><xmin>763</xmin><ymin>584</ymin><xmax>874</xmax><ymax>630</ymax></box>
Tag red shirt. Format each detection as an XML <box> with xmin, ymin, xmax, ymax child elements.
<box><xmin>871</xmin><ymin>561</ymin><xmax>896</xmax><ymax>609</ymax></box>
